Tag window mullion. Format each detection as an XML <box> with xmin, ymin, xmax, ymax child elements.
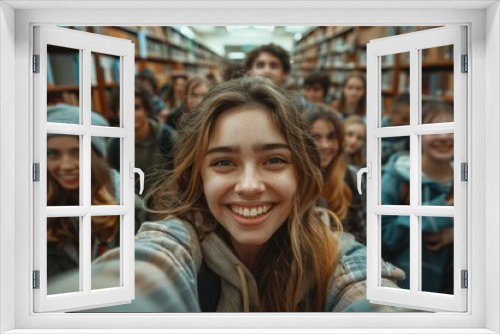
<box><xmin>409</xmin><ymin>47</ymin><xmax>420</xmax><ymax>294</ymax></box>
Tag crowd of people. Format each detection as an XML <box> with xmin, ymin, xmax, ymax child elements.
<box><xmin>46</xmin><ymin>42</ymin><xmax>455</xmax><ymax>311</ymax></box>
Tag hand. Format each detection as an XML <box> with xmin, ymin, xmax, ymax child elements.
<box><xmin>423</xmin><ymin>227</ymin><xmax>454</xmax><ymax>251</ymax></box>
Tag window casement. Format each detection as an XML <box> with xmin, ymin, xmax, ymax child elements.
<box><xmin>1</xmin><ymin>3</ymin><xmax>496</xmax><ymax>334</ymax></box>
<box><xmin>364</xmin><ymin>26</ymin><xmax>468</xmax><ymax>312</ymax></box>
<box><xmin>32</xmin><ymin>26</ymin><xmax>137</xmax><ymax>312</ymax></box>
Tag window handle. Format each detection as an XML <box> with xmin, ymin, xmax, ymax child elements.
<box><xmin>129</xmin><ymin>162</ymin><xmax>145</xmax><ymax>195</ymax></box>
<box><xmin>357</xmin><ymin>161</ymin><xmax>371</xmax><ymax>195</ymax></box>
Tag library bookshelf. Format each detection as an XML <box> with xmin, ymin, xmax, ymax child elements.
<box><xmin>47</xmin><ymin>26</ymin><xmax>226</xmax><ymax>121</ymax></box>
<box><xmin>291</xmin><ymin>26</ymin><xmax>452</xmax><ymax>114</ymax></box>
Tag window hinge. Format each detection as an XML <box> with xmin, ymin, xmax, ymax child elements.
<box><xmin>461</xmin><ymin>162</ymin><xmax>468</xmax><ymax>181</ymax></box>
<box><xmin>33</xmin><ymin>54</ymin><xmax>40</xmax><ymax>73</ymax></box>
<box><xmin>461</xmin><ymin>270</ymin><xmax>468</xmax><ymax>289</ymax></box>
<box><xmin>33</xmin><ymin>163</ymin><xmax>40</xmax><ymax>182</ymax></box>
<box><xmin>33</xmin><ymin>270</ymin><xmax>40</xmax><ymax>289</ymax></box>
<box><xmin>461</xmin><ymin>54</ymin><xmax>468</xmax><ymax>73</ymax></box>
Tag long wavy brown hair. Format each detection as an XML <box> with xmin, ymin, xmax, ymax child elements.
<box><xmin>47</xmin><ymin>142</ymin><xmax>119</xmax><ymax>249</ymax></box>
<box><xmin>146</xmin><ymin>77</ymin><xmax>341</xmax><ymax>312</ymax></box>
<box><xmin>303</xmin><ymin>109</ymin><xmax>353</xmax><ymax>221</ymax></box>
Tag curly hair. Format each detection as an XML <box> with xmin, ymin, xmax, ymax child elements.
<box><xmin>146</xmin><ymin>77</ymin><xmax>340</xmax><ymax>312</ymax></box>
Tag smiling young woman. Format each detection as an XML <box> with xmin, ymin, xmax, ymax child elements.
<box><xmin>49</xmin><ymin>77</ymin><xmax>407</xmax><ymax>313</ymax></box>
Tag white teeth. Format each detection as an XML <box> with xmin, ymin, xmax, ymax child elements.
<box><xmin>230</xmin><ymin>205</ymin><xmax>272</xmax><ymax>217</ymax></box>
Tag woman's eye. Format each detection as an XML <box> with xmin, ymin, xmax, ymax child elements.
<box><xmin>266</xmin><ymin>156</ymin><xmax>287</xmax><ymax>165</ymax></box>
<box><xmin>47</xmin><ymin>150</ymin><xmax>59</xmax><ymax>158</ymax></box>
<box><xmin>211</xmin><ymin>158</ymin><xmax>233</xmax><ymax>167</ymax></box>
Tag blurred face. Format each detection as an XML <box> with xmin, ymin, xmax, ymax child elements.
<box><xmin>201</xmin><ymin>107</ymin><xmax>297</xmax><ymax>255</ymax></box>
<box><xmin>343</xmin><ymin>76</ymin><xmax>365</xmax><ymax>106</ymax></box>
<box><xmin>344</xmin><ymin>123</ymin><xmax>366</xmax><ymax>155</ymax></box>
<box><xmin>390</xmin><ymin>104</ymin><xmax>410</xmax><ymax>127</ymax></box>
<box><xmin>303</xmin><ymin>83</ymin><xmax>325</xmax><ymax>104</ymax></box>
<box><xmin>174</xmin><ymin>77</ymin><xmax>187</xmax><ymax>98</ymax></box>
<box><xmin>186</xmin><ymin>83</ymin><xmax>209</xmax><ymax>110</ymax></box>
<box><xmin>47</xmin><ymin>136</ymin><xmax>80</xmax><ymax>190</ymax></box>
<box><xmin>422</xmin><ymin>113</ymin><xmax>454</xmax><ymax>161</ymax></box>
<box><xmin>249</xmin><ymin>52</ymin><xmax>287</xmax><ymax>85</ymax></box>
<box><xmin>310</xmin><ymin>119</ymin><xmax>339</xmax><ymax>169</ymax></box>
<box><xmin>134</xmin><ymin>96</ymin><xmax>148</xmax><ymax>133</ymax></box>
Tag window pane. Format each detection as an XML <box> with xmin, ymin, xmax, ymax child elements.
<box><xmin>381</xmin><ymin>214</ymin><xmax>410</xmax><ymax>290</ymax></box>
<box><xmin>91</xmin><ymin>136</ymin><xmax>120</xmax><ymax>205</ymax></box>
<box><xmin>91</xmin><ymin>215</ymin><xmax>121</xmax><ymax>290</ymax></box>
<box><xmin>381</xmin><ymin>52</ymin><xmax>410</xmax><ymax>126</ymax></box>
<box><xmin>420</xmin><ymin>216</ymin><xmax>454</xmax><ymax>294</ymax></box>
<box><xmin>46</xmin><ymin>134</ymin><xmax>81</xmax><ymax>206</ymax></box>
<box><xmin>47</xmin><ymin>216</ymin><xmax>81</xmax><ymax>295</ymax></box>
<box><xmin>421</xmin><ymin>45</ymin><xmax>454</xmax><ymax>123</ymax></box>
<box><xmin>420</xmin><ymin>133</ymin><xmax>454</xmax><ymax>206</ymax></box>
<box><xmin>381</xmin><ymin>136</ymin><xmax>410</xmax><ymax>199</ymax></box>
<box><xmin>91</xmin><ymin>52</ymin><xmax>121</xmax><ymax>127</ymax></box>
<box><xmin>47</xmin><ymin>45</ymin><xmax>80</xmax><ymax>116</ymax></box>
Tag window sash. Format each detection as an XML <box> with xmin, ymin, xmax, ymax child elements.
<box><xmin>32</xmin><ymin>25</ymin><xmax>136</xmax><ymax>313</ymax></box>
<box><xmin>366</xmin><ymin>25</ymin><xmax>468</xmax><ymax>312</ymax></box>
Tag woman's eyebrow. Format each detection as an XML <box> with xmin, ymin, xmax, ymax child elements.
<box><xmin>206</xmin><ymin>146</ymin><xmax>238</xmax><ymax>155</ymax></box>
<box><xmin>253</xmin><ymin>143</ymin><xmax>291</xmax><ymax>152</ymax></box>
<box><xmin>205</xmin><ymin>143</ymin><xmax>291</xmax><ymax>155</ymax></box>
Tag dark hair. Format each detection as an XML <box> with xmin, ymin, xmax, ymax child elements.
<box><xmin>135</xmin><ymin>78</ymin><xmax>154</xmax><ymax>115</ymax></box>
<box><xmin>245</xmin><ymin>44</ymin><xmax>291</xmax><ymax>74</ymax></box>
<box><xmin>303</xmin><ymin>71</ymin><xmax>330</xmax><ymax>98</ymax></box>
<box><xmin>223</xmin><ymin>62</ymin><xmax>247</xmax><ymax>81</ymax></box>
<box><xmin>138</xmin><ymin>68</ymin><xmax>158</xmax><ymax>93</ymax></box>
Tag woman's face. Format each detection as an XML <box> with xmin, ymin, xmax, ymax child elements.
<box><xmin>344</xmin><ymin>123</ymin><xmax>366</xmax><ymax>155</ymax></box>
<box><xmin>47</xmin><ymin>135</ymin><xmax>80</xmax><ymax>190</ymax></box>
<box><xmin>343</xmin><ymin>76</ymin><xmax>365</xmax><ymax>106</ymax></box>
<box><xmin>174</xmin><ymin>77</ymin><xmax>187</xmax><ymax>97</ymax></box>
<box><xmin>422</xmin><ymin>113</ymin><xmax>454</xmax><ymax>161</ymax></box>
<box><xmin>201</xmin><ymin>107</ymin><xmax>297</xmax><ymax>253</ymax></box>
<box><xmin>310</xmin><ymin>119</ymin><xmax>339</xmax><ymax>169</ymax></box>
<box><xmin>186</xmin><ymin>83</ymin><xmax>209</xmax><ymax>110</ymax></box>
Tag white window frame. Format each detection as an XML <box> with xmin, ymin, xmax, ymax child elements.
<box><xmin>365</xmin><ymin>26</ymin><xmax>467</xmax><ymax>312</ymax></box>
<box><xmin>33</xmin><ymin>25</ymin><xmax>136</xmax><ymax>313</ymax></box>
<box><xmin>0</xmin><ymin>1</ymin><xmax>498</xmax><ymax>333</ymax></box>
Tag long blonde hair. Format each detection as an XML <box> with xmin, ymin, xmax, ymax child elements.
<box><xmin>146</xmin><ymin>77</ymin><xmax>341</xmax><ymax>311</ymax></box>
<box><xmin>303</xmin><ymin>109</ymin><xmax>352</xmax><ymax>220</ymax></box>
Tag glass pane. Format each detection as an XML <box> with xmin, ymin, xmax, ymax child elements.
<box><xmin>420</xmin><ymin>133</ymin><xmax>454</xmax><ymax>206</ymax></box>
<box><xmin>381</xmin><ymin>214</ymin><xmax>410</xmax><ymax>290</ymax></box>
<box><xmin>421</xmin><ymin>45</ymin><xmax>454</xmax><ymax>123</ymax></box>
<box><xmin>47</xmin><ymin>45</ymin><xmax>80</xmax><ymax>114</ymax></box>
<box><xmin>420</xmin><ymin>216</ymin><xmax>454</xmax><ymax>294</ymax></box>
<box><xmin>91</xmin><ymin>136</ymin><xmax>120</xmax><ymax>205</ymax></box>
<box><xmin>381</xmin><ymin>52</ymin><xmax>410</xmax><ymax>126</ymax></box>
<box><xmin>46</xmin><ymin>134</ymin><xmax>81</xmax><ymax>206</ymax></box>
<box><xmin>380</xmin><ymin>136</ymin><xmax>410</xmax><ymax>188</ymax></box>
<box><xmin>47</xmin><ymin>216</ymin><xmax>81</xmax><ymax>295</ymax></box>
<box><xmin>91</xmin><ymin>215</ymin><xmax>121</xmax><ymax>290</ymax></box>
<box><xmin>91</xmin><ymin>52</ymin><xmax>121</xmax><ymax>127</ymax></box>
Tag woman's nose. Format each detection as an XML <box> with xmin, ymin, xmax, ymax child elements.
<box><xmin>234</xmin><ymin>167</ymin><xmax>265</xmax><ymax>196</ymax></box>
<box><xmin>60</xmin><ymin>155</ymin><xmax>78</xmax><ymax>169</ymax></box>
